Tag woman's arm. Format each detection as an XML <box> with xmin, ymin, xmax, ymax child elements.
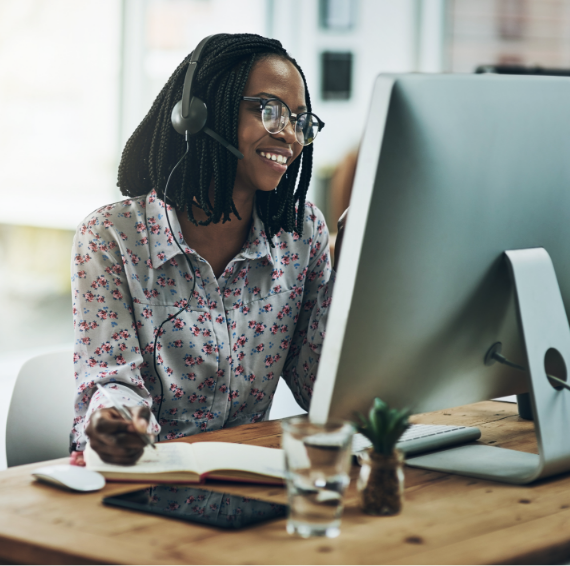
<box><xmin>71</xmin><ymin>216</ymin><xmax>159</xmax><ymax>454</ymax></box>
<box><xmin>281</xmin><ymin>204</ymin><xmax>336</xmax><ymax>410</ymax></box>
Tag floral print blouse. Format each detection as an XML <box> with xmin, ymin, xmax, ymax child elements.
<box><xmin>71</xmin><ymin>190</ymin><xmax>334</xmax><ymax>450</ymax></box>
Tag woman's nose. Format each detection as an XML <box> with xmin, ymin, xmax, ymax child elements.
<box><xmin>273</xmin><ymin>119</ymin><xmax>297</xmax><ymax>144</ymax></box>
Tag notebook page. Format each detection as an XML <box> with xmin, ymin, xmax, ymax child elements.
<box><xmin>192</xmin><ymin>442</ymin><xmax>285</xmax><ymax>478</ymax></box>
<box><xmin>84</xmin><ymin>442</ymin><xmax>199</xmax><ymax>474</ymax></box>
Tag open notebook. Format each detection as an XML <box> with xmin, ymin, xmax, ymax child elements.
<box><xmin>84</xmin><ymin>442</ymin><xmax>285</xmax><ymax>485</ymax></box>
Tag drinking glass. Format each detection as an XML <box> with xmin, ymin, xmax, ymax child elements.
<box><xmin>281</xmin><ymin>417</ymin><xmax>354</xmax><ymax>538</ymax></box>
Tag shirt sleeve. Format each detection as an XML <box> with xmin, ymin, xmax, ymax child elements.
<box><xmin>281</xmin><ymin>205</ymin><xmax>336</xmax><ymax>411</ymax></box>
<box><xmin>70</xmin><ymin>218</ymin><xmax>160</xmax><ymax>451</ymax></box>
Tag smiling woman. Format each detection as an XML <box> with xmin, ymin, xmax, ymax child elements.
<box><xmin>71</xmin><ymin>33</ymin><xmax>340</xmax><ymax>467</ymax></box>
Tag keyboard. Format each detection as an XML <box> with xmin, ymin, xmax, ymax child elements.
<box><xmin>352</xmin><ymin>423</ymin><xmax>481</xmax><ymax>457</ymax></box>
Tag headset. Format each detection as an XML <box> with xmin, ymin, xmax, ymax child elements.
<box><xmin>171</xmin><ymin>34</ymin><xmax>244</xmax><ymax>160</ymax></box>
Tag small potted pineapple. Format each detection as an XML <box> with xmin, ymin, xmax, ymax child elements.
<box><xmin>354</xmin><ymin>398</ymin><xmax>410</xmax><ymax>515</ymax></box>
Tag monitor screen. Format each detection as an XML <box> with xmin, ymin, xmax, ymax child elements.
<box><xmin>312</xmin><ymin>73</ymin><xmax>570</xmax><ymax>423</ymax></box>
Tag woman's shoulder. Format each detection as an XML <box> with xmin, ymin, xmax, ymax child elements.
<box><xmin>268</xmin><ymin>201</ymin><xmax>329</xmax><ymax>264</ymax></box>
<box><xmin>292</xmin><ymin>201</ymin><xmax>329</xmax><ymax>245</ymax></box>
<box><xmin>301</xmin><ymin>201</ymin><xmax>327</xmax><ymax>234</ymax></box>
<box><xmin>270</xmin><ymin>201</ymin><xmax>328</xmax><ymax>244</ymax></box>
<box><xmin>74</xmin><ymin>194</ymin><xmax>150</xmax><ymax>241</ymax></box>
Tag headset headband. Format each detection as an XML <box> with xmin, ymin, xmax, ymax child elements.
<box><xmin>172</xmin><ymin>34</ymin><xmax>243</xmax><ymax>159</ymax></box>
<box><xmin>181</xmin><ymin>34</ymin><xmax>218</xmax><ymax>119</ymax></box>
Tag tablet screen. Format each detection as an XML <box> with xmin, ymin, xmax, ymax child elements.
<box><xmin>103</xmin><ymin>485</ymin><xmax>288</xmax><ymax>530</ymax></box>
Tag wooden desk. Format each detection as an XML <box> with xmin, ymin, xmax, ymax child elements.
<box><xmin>1</xmin><ymin>401</ymin><xmax>570</xmax><ymax>565</ymax></box>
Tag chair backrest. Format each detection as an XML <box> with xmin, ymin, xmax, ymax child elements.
<box><xmin>6</xmin><ymin>349</ymin><xmax>74</xmax><ymax>467</ymax></box>
<box><xmin>268</xmin><ymin>377</ymin><xmax>306</xmax><ymax>420</ymax></box>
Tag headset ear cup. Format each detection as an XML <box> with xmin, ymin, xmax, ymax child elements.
<box><xmin>171</xmin><ymin>100</ymin><xmax>187</xmax><ymax>135</ymax></box>
<box><xmin>171</xmin><ymin>98</ymin><xmax>208</xmax><ymax>135</ymax></box>
<box><xmin>187</xmin><ymin>97</ymin><xmax>208</xmax><ymax>134</ymax></box>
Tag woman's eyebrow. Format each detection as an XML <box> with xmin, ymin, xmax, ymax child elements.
<box><xmin>252</xmin><ymin>92</ymin><xmax>308</xmax><ymax>112</ymax></box>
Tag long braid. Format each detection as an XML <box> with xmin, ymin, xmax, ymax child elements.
<box><xmin>117</xmin><ymin>33</ymin><xmax>314</xmax><ymax>241</ymax></box>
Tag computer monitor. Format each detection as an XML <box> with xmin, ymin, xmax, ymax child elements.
<box><xmin>310</xmin><ymin>74</ymin><xmax>570</xmax><ymax>484</ymax></box>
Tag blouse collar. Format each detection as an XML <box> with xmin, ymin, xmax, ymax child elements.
<box><xmin>145</xmin><ymin>189</ymin><xmax>274</xmax><ymax>270</ymax></box>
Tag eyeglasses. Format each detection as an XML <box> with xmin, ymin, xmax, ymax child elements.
<box><xmin>241</xmin><ymin>97</ymin><xmax>325</xmax><ymax>146</ymax></box>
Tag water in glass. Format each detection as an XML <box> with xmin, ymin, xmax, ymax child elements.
<box><xmin>282</xmin><ymin>418</ymin><xmax>354</xmax><ymax>538</ymax></box>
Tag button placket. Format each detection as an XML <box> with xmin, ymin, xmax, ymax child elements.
<box><xmin>218</xmin><ymin>257</ymin><xmax>250</xmax><ymax>424</ymax></box>
<box><xmin>195</xmin><ymin>257</ymin><xmax>235</xmax><ymax>428</ymax></box>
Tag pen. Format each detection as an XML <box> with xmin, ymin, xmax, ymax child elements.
<box><xmin>96</xmin><ymin>383</ymin><xmax>156</xmax><ymax>449</ymax></box>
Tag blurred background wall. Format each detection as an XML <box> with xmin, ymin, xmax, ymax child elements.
<box><xmin>1</xmin><ymin>0</ymin><xmax>570</xmax><ymax>466</ymax></box>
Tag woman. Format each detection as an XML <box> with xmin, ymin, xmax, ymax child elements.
<box><xmin>71</xmin><ymin>33</ymin><xmax>342</xmax><ymax>466</ymax></box>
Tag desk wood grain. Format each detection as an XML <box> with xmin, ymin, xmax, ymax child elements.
<box><xmin>1</xmin><ymin>401</ymin><xmax>570</xmax><ymax>565</ymax></box>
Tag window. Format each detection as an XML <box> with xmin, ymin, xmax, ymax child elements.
<box><xmin>321</xmin><ymin>51</ymin><xmax>353</xmax><ymax>100</ymax></box>
<box><xmin>497</xmin><ymin>0</ymin><xmax>527</xmax><ymax>40</ymax></box>
<box><xmin>319</xmin><ymin>0</ymin><xmax>357</xmax><ymax>31</ymax></box>
<box><xmin>0</xmin><ymin>0</ymin><xmax>121</xmax><ymax>228</ymax></box>
<box><xmin>447</xmin><ymin>0</ymin><xmax>570</xmax><ymax>72</ymax></box>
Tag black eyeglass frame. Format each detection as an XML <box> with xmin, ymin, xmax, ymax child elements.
<box><xmin>241</xmin><ymin>96</ymin><xmax>325</xmax><ymax>145</ymax></box>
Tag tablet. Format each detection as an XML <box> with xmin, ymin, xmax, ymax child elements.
<box><xmin>103</xmin><ymin>485</ymin><xmax>288</xmax><ymax>530</ymax></box>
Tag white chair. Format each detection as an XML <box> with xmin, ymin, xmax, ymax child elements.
<box><xmin>6</xmin><ymin>349</ymin><xmax>74</xmax><ymax>467</ymax></box>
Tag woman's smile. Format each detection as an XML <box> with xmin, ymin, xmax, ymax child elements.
<box><xmin>256</xmin><ymin>147</ymin><xmax>293</xmax><ymax>172</ymax></box>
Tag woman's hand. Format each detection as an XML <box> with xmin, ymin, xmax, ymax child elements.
<box><xmin>85</xmin><ymin>405</ymin><xmax>152</xmax><ymax>466</ymax></box>
<box><xmin>333</xmin><ymin>208</ymin><xmax>349</xmax><ymax>270</ymax></box>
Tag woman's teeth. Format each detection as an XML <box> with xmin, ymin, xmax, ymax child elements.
<box><xmin>260</xmin><ymin>151</ymin><xmax>288</xmax><ymax>165</ymax></box>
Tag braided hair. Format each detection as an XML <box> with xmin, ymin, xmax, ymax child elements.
<box><xmin>117</xmin><ymin>33</ymin><xmax>313</xmax><ymax>241</ymax></box>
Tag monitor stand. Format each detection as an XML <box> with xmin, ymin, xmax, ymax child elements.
<box><xmin>406</xmin><ymin>247</ymin><xmax>570</xmax><ymax>485</ymax></box>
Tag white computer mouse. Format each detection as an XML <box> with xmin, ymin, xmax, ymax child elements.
<box><xmin>32</xmin><ymin>464</ymin><xmax>105</xmax><ymax>492</ymax></box>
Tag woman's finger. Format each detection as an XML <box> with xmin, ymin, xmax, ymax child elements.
<box><xmin>337</xmin><ymin>207</ymin><xmax>349</xmax><ymax>230</ymax></box>
<box><xmin>334</xmin><ymin>207</ymin><xmax>349</xmax><ymax>269</ymax></box>
<box><xmin>127</xmin><ymin>405</ymin><xmax>151</xmax><ymax>434</ymax></box>
<box><xmin>97</xmin><ymin>448</ymin><xmax>145</xmax><ymax>466</ymax></box>
<box><xmin>93</xmin><ymin>409</ymin><xmax>131</xmax><ymax>435</ymax></box>
<box><xmin>89</xmin><ymin>433</ymin><xmax>145</xmax><ymax>462</ymax></box>
<box><xmin>113</xmin><ymin>431</ymin><xmax>147</xmax><ymax>450</ymax></box>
